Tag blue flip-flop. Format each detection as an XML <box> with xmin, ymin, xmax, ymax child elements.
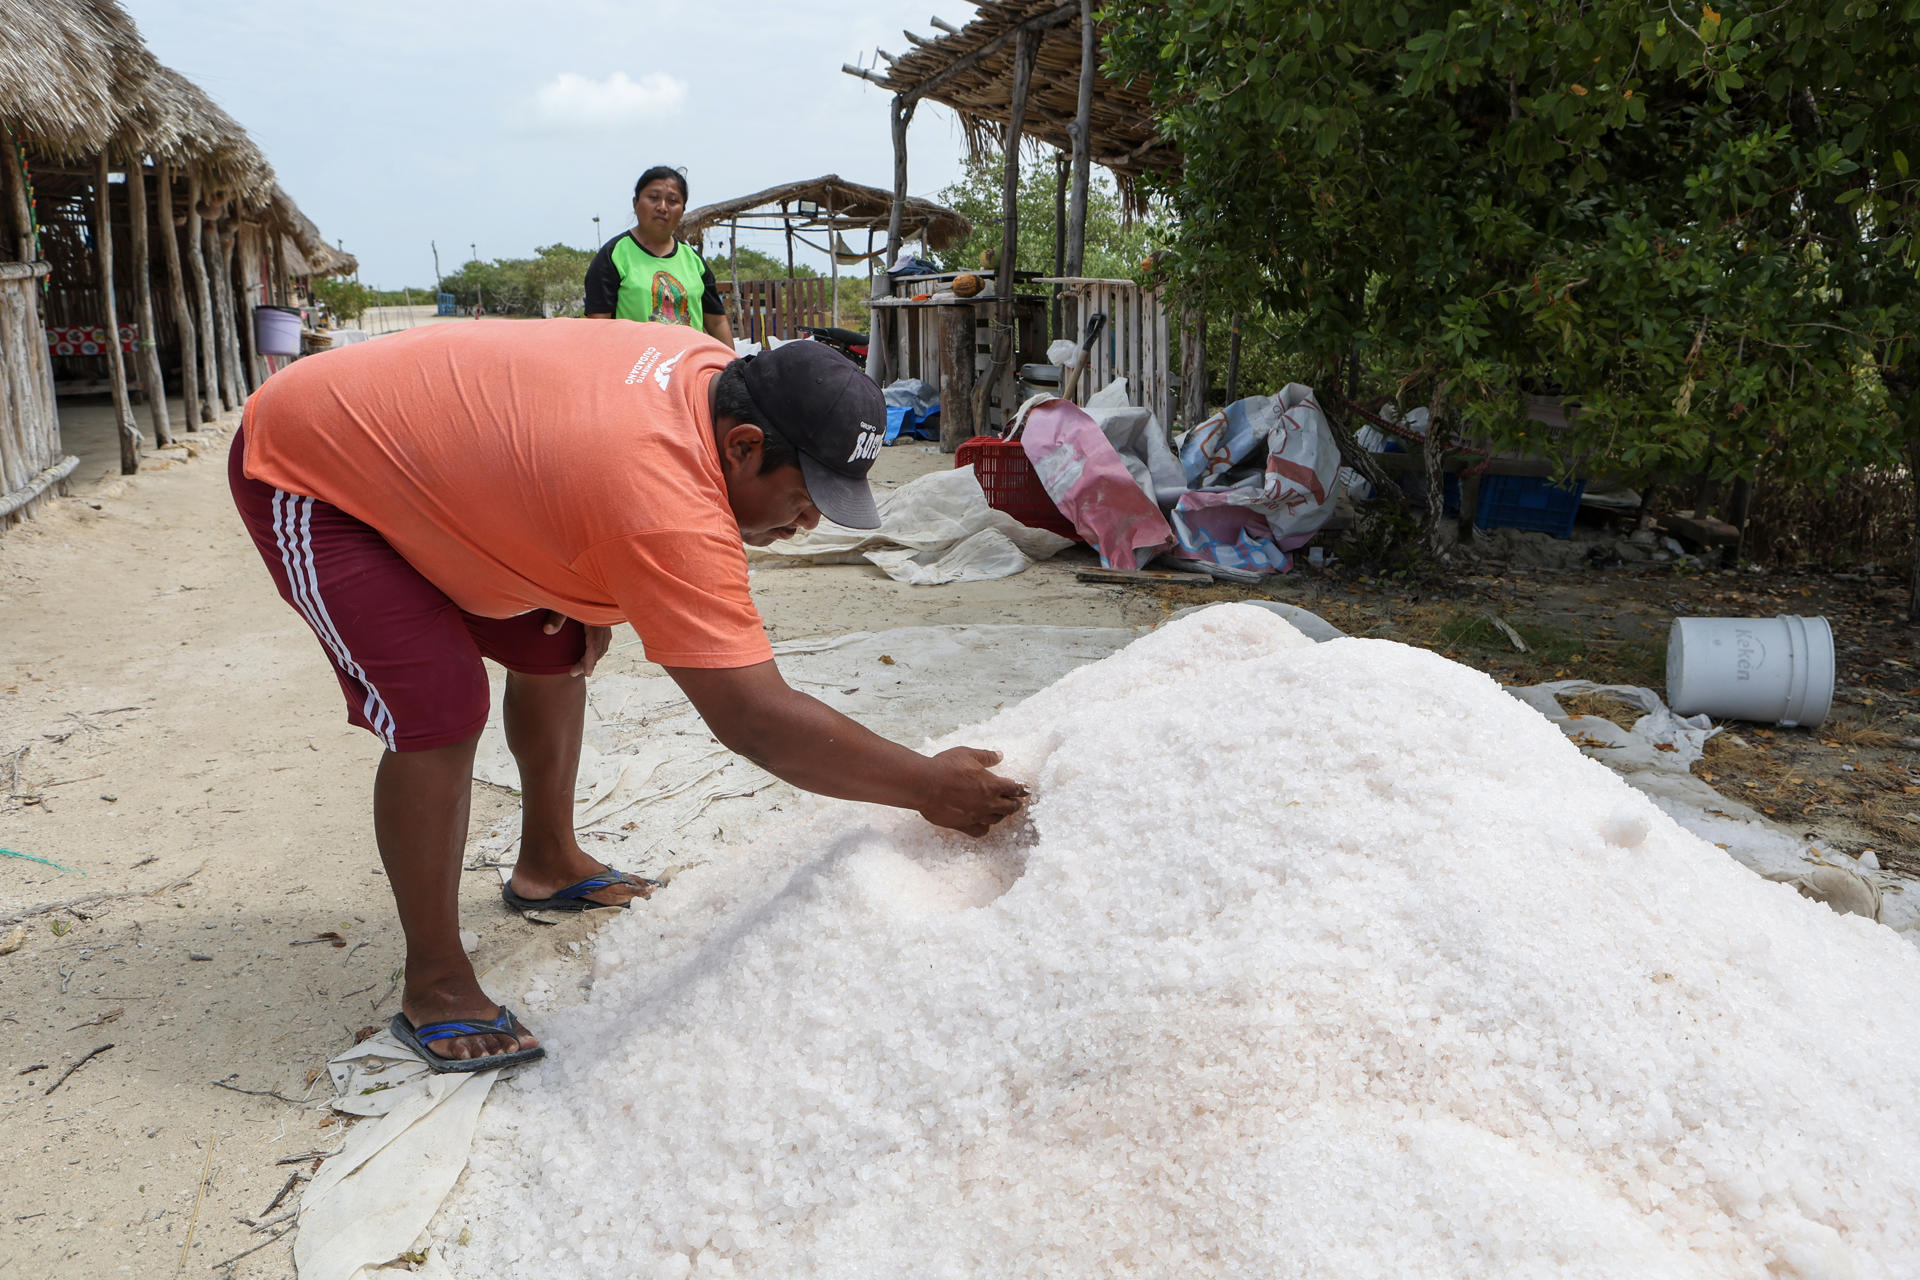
<box><xmin>389</xmin><ymin>1006</ymin><xmax>545</xmax><ymax>1074</ymax></box>
<box><xmin>500</xmin><ymin>868</ymin><xmax>659</xmax><ymax>915</ymax></box>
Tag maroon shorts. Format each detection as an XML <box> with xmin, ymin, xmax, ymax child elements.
<box><xmin>229</xmin><ymin>427</ymin><xmax>584</xmax><ymax>751</ymax></box>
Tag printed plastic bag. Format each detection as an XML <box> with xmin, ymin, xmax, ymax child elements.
<box><xmin>1018</xmin><ymin>398</ymin><xmax>1174</xmax><ymax>569</ymax></box>
<box><xmin>1175</xmin><ymin>384</ymin><xmax>1340</xmax><ymax>548</ymax></box>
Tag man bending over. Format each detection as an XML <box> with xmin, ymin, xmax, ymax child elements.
<box><xmin>231</xmin><ymin>321</ymin><xmax>1024</xmax><ymax>1071</ymax></box>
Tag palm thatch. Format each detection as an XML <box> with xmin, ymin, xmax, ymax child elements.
<box><xmin>120</xmin><ymin>65</ymin><xmax>274</xmax><ymax>206</ymax></box>
<box><xmin>0</xmin><ymin>0</ymin><xmax>149</xmax><ymax>157</ymax></box>
<box><xmin>268</xmin><ymin>185</ymin><xmax>355</xmax><ymax>277</ymax></box>
<box><xmin>680</xmin><ymin>175</ymin><xmax>970</xmax><ymax>251</ymax></box>
<box><xmin>857</xmin><ymin>1</ymin><xmax>1177</xmax><ymax>199</ymax></box>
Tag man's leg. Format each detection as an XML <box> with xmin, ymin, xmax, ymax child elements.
<box><xmin>500</xmin><ymin>671</ymin><xmax>651</xmax><ymax>906</ymax></box>
<box><xmin>375</xmin><ymin>735</ymin><xmax>537</xmax><ymax>1061</ymax></box>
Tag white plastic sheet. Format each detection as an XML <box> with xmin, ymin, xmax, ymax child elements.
<box><xmin>749</xmin><ymin>466</ymin><xmax>1070</xmax><ymax>584</ymax></box>
<box><xmin>1084</xmin><ymin>378</ymin><xmax>1186</xmax><ymax>508</ymax></box>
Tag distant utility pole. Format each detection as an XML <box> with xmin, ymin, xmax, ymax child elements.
<box><xmin>471</xmin><ymin>243</ymin><xmax>481</xmax><ymax>314</ymax></box>
<box><xmin>592</xmin><ymin>215</ymin><xmax>601</xmax><ymax>247</ymax></box>
<box><xmin>431</xmin><ymin>240</ymin><xmax>441</xmax><ymax>289</ymax></box>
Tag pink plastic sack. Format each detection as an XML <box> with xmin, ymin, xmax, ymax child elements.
<box><xmin>1020</xmin><ymin>398</ymin><xmax>1173</xmax><ymax>569</ymax></box>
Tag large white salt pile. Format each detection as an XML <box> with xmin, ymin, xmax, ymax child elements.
<box><xmin>441</xmin><ymin>604</ymin><xmax>1920</xmax><ymax>1279</ymax></box>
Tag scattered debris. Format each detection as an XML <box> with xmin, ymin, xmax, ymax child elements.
<box><xmin>43</xmin><ymin>1042</ymin><xmax>113</xmax><ymax>1096</ymax></box>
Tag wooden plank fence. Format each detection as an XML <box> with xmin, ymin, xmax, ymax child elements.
<box><xmin>725</xmin><ymin>277</ymin><xmax>834</xmax><ymax>344</ymax></box>
<box><xmin>0</xmin><ymin>262</ymin><xmax>77</xmax><ymax>524</ymax></box>
<box><xmin>1043</xmin><ymin>277</ymin><xmax>1174</xmax><ymax>429</ymax></box>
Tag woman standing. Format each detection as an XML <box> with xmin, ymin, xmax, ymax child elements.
<box><xmin>584</xmin><ymin>166</ymin><xmax>735</xmax><ymax>345</ymax></box>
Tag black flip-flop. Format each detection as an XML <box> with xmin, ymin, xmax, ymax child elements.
<box><xmin>500</xmin><ymin>868</ymin><xmax>659</xmax><ymax>915</ymax></box>
<box><xmin>389</xmin><ymin>1006</ymin><xmax>545</xmax><ymax>1074</ymax></box>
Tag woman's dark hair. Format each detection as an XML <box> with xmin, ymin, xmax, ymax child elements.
<box><xmin>713</xmin><ymin>360</ymin><xmax>799</xmax><ymax>474</ymax></box>
<box><xmin>633</xmin><ymin>166</ymin><xmax>688</xmax><ymax>201</ymax></box>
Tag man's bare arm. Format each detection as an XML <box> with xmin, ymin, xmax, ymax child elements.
<box><xmin>665</xmin><ymin>660</ymin><xmax>1026</xmax><ymax>836</ymax></box>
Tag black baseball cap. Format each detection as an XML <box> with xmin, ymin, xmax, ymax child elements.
<box><xmin>739</xmin><ymin>341</ymin><xmax>885</xmax><ymax>529</ymax></box>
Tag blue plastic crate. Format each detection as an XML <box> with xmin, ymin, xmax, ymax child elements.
<box><xmin>1443</xmin><ymin>474</ymin><xmax>1587</xmax><ymax>538</ymax></box>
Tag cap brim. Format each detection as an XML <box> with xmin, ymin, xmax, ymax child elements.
<box><xmin>799</xmin><ymin>453</ymin><xmax>882</xmax><ymax>530</ymax></box>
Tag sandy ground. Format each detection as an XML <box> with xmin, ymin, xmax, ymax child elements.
<box><xmin>0</xmin><ymin>408</ymin><xmax>1158</xmax><ymax>1279</ymax></box>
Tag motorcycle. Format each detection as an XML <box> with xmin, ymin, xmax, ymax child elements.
<box><xmin>796</xmin><ymin>325</ymin><xmax>869</xmax><ymax>364</ymax></box>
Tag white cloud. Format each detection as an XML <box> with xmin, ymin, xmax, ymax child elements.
<box><xmin>525</xmin><ymin>71</ymin><xmax>687</xmax><ymax>131</ymax></box>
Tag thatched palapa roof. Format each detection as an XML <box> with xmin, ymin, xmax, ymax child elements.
<box><xmin>120</xmin><ymin>64</ymin><xmax>275</xmax><ymax>206</ymax></box>
<box><xmin>680</xmin><ymin>174</ymin><xmax>970</xmax><ymax>252</ymax></box>
<box><xmin>0</xmin><ymin>1</ymin><xmax>354</xmax><ymax>271</ymax></box>
<box><xmin>268</xmin><ymin>184</ymin><xmax>356</xmax><ymax>277</ymax></box>
<box><xmin>853</xmin><ymin>1</ymin><xmax>1178</xmax><ymax>189</ymax></box>
<box><xmin>0</xmin><ymin>0</ymin><xmax>149</xmax><ymax>158</ymax></box>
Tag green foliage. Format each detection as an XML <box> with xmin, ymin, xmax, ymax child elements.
<box><xmin>934</xmin><ymin>152</ymin><xmax>1159</xmax><ymax>279</ymax></box>
<box><xmin>365</xmin><ymin>286</ymin><xmax>436</xmax><ymax>307</ymax></box>
<box><xmin>437</xmin><ymin>243</ymin><xmax>594</xmax><ymax>315</ymax></box>
<box><xmin>710</xmin><ymin>245</ymin><xmax>821</xmax><ymax>281</ymax></box>
<box><xmin>1105</xmin><ymin>0</ymin><xmax>1920</xmax><ymax>493</ymax></box>
<box><xmin>310</xmin><ymin>276</ymin><xmax>372</xmax><ymax>325</ymax></box>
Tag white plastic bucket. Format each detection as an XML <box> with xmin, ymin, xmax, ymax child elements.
<box><xmin>1666</xmin><ymin>615</ymin><xmax>1835</xmax><ymax>728</ymax></box>
<box><xmin>252</xmin><ymin>304</ymin><xmax>302</xmax><ymax>357</ymax></box>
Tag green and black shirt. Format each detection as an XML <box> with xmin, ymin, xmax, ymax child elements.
<box><xmin>584</xmin><ymin>232</ymin><xmax>723</xmax><ymax>328</ymax></box>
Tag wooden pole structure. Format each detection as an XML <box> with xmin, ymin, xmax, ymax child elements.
<box><xmin>270</xmin><ymin>221</ymin><xmax>289</xmax><ymax>308</ymax></box>
<box><xmin>1051</xmin><ymin>151</ymin><xmax>1067</xmax><ymax>339</ymax></box>
<box><xmin>92</xmin><ymin>153</ymin><xmax>140</xmax><ymax>474</ymax></box>
<box><xmin>185</xmin><ymin>167</ymin><xmax>217</xmax><ymax>422</ymax></box>
<box><xmin>867</xmin><ymin>94</ymin><xmax>914</xmax><ymax>383</ymax></box>
<box><xmin>1180</xmin><ymin>310</ymin><xmax>1208</xmax><ymax>428</ymax></box>
<box><xmin>1063</xmin><ymin>0</ymin><xmax>1096</xmax><ymax>336</ymax></box>
<box><xmin>237</xmin><ymin>224</ymin><xmax>263</xmax><ymax>392</ymax></box>
<box><xmin>973</xmin><ymin>26</ymin><xmax>1037</xmax><ymax>434</ymax></box>
<box><xmin>155</xmin><ymin>162</ymin><xmax>200</xmax><ymax>432</ymax></box>
<box><xmin>212</xmin><ymin>216</ymin><xmax>244</xmax><ymax>409</ymax></box>
<box><xmin>1</xmin><ymin>123</ymin><xmax>34</xmax><ymax>264</ymax></box>
<box><xmin>123</xmin><ymin>148</ymin><xmax>171</xmax><ymax>447</ymax></box>
<box><xmin>826</xmin><ymin>191</ymin><xmax>838</xmax><ymax>327</ymax></box>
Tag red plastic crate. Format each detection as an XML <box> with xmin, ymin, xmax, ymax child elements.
<box><xmin>954</xmin><ymin>435</ymin><xmax>1081</xmax><ymax>542</ymax></box>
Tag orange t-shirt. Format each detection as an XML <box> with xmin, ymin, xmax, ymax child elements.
<box><xmin>242</xmin><ymin>318</ymin><xmax>773</xmax><ymax>669</ymax></box>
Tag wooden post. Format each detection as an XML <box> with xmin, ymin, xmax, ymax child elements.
<box><xmin>940</xmin><ymin>304</ymin><xmax>977</xmax><ymax>450</ymax></box>
<box><xmin>202</xmin><ymin>219</ymin><xmax>231</xmax><ymax>411</ymax></box>
<box><xmin>93</xmin><ymin>153</ymin><xmax>141</xmax><ymax>474</ymax></box>
<box><xmin>1063</xmin><ymin>0</ymin><xmax>1096</xmax><ymax>290</ymax></box>
<box><xmin>155</xmin><ymin>163</ymin><xmax>200</xmax><ymax>432</ymax></box>
<box><xmin>826</xmin><ymin>191</ymin><xmax>838</xmax><ymax>328</ymax></box>
<box><xmin>867</xmin><ymin>94</ymin><xmax>914</xmax><ymax>383</ymax></box>
<box><xmin>213</xmin><ymin>217</ymin><xmax>245</xmax><ymax>408</ymax></box>
<box><xmin>728</xmin><ymin>215</ymin><xmax>741</xmax><ymax>338</ymax></box>
<box><xmin>975</xmin><ymin>27</ymin><xmax>1037</xmax><ymax>433</ymax></box>
<box><xmin>123</xmin><ymin>148</ymin><xmax>171</xmax><ymax>447</ymax></box>
<box><xmin>2</xmin><ymin>123</ymin><xmax>35</xmax><ymax>264</ymax></box>
<box><xmin>270</xmin><ymin>221</ymin><xmax>289</xmax><ymax>308</ymax></box>
<box><xmin>185</xmin><ymin>168</ymin><xmax>218</xmax><ymax>421</ymax></box>
<box><xmin>1180</xmin><ymin>310</ymin><xmax>1207</xmax><ymax>428</ymax></box>
<box><xmin>1051</xmin><ymin>152</ymin><xmax>1067</xmax><ymax>339</ymax></box>
<box><xmin>1224</xmin><ymin>316</ymin><xmax>1242</xmax><ymax>406</ymax></box>
<box><xmin>235</xmin><ymin>223</ymin><xmax>263</xmax><ymax>391</ymax></box>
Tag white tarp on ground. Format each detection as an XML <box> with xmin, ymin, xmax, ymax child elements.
<box><xmin>747</xmin><ymin>466</ymin><xmax>1072</xmax><ymax>585</ymax></box>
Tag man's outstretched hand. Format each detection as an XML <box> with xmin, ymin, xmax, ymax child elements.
<box><xmin>918</xmin><ymin>747</ymin><xmax>1029</xmax><ymax>837</ymax></box>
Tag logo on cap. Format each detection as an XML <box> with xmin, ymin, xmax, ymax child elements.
<box><xmin>847</xmin><ymin>421</ymin><xmax>882</xmax><ymax>464</ymax></box>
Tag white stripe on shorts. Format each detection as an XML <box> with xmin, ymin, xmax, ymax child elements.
<box><xmin>272</xmin><ymin>489</ymin><xmax>399</xmax><ymax>749</ymax></box>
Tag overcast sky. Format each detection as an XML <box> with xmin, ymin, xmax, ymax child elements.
<box><xmin>129</xmin><ymin>0</ymin><xmax>982</xmax><ymax>287</ymax></box>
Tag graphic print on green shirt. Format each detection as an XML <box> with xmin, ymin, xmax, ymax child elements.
<box><xmin>588</xmin><ymin>235</ymin><xmax>717</xmax><ymax>328</ymax></box>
